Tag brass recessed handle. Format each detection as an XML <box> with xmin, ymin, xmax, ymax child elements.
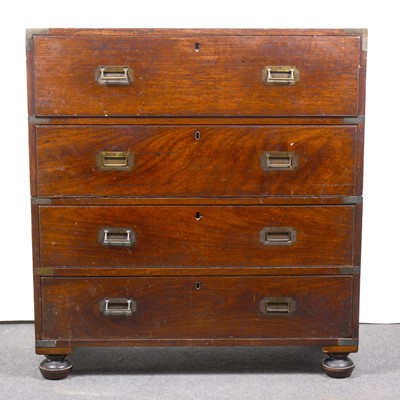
<box><xmin>96</xmin><ymin>151</ymin><xmax>134</xmax><ymax>170</ymax></box>
<box><xmin>260</xmin><ymin>151</ymin><xmax>298</xmax><ymax>171</ymax></box>
<box><xmin>100</xmin><ymin>298</ymin><xmax>136</xmax><ymax>316</ymax></box>
<box><xmin>95</xmin><ymin>66</ymin><xmax>133</xmax><ymax>85</ymax></box>
<box><xmin>260</xmin><ymin>227</ymin><xmax>296</xmax><ymax>246</ymax></box>
<box><xmin>99</xmin><ymin>227</ymin><xmax>135</xmax><ymax>247</ymax></box>
<box><xmin>260</xmin><ymin>297</ymin><xmax>296</xmax><ymax>314</ymax></box>
<box><xmin>262</xmin><ymin>66</ymin><xmax>300</xmax><ymax>85</ymax></box>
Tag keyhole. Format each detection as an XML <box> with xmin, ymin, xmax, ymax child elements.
<box><xmin>194</xmin><ymin>131</ymin><xmax>201</xmax><ymax>140</ymax></box>
<box><xmin>195</xmin><ymin>42</ymin><xmax>201</xmax><ymax>52</ymax></box>
<box><xmin>195</xmin><ymin>211</ymin><xmax>202</xmax><ymax>220</ymax></box>
<box><xmin>195</xmin><ymin>282</ymin><xmax>201</xmax><ymax>290</ymax></box>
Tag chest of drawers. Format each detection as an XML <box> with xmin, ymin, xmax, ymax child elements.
<box><xmin>26</xmin><ymin>28</ymin><xmax>366</xmax><ymax>379</ymax></box>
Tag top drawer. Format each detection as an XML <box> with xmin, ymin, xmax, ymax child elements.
<box><xmin>30</xmin><ymin>33</ymin><xmax>362</xmax><ymax>117</ymax></box>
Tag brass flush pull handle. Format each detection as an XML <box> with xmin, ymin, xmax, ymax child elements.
<box><xmin>260</xmin><ymin>227</ymin><xmax>296</xmax><ymax>246</ymax></box>
<box><xmin>99</xmin><ymin>227</ymin><xmax>135</xmax><ymax>247</ymax></box>
<box><xmin>262</xmin><ymin>66</ymin><xmax>300</xmax><ymax>85</ymax></box>
<box><xmin>96</xmin><ymin>151</ymin><xmax>134</xmax><ymax>170</ymax></box>
<box><xmin>260</xmin><ymin>152</ymin><xmax>298</xmax><ymax>171</ymax></box>
<box><xmin>260</xmin><ymin>297</ymin><xmax>296</xmax><ymax>314</ymax></box>
<box><xmin>100</xmin><ymin>298</ymin><xmax>136</xmax><ymax>316</ymax></box>
<box><xmin>95</xmin><ymin>66</ymin><xmax>133</xmax><ymax>85</ymax></box>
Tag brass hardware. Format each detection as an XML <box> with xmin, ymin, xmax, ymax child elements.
<box><xmin>34</xmin><ymin>268</ymin><xmax>55</xmax><ymax>276</ymax></box>
<box><xmin>95</xmin><ymin>66</ymin><xmax>133</xmax><ymax>85</ymax></box>
<box><xmin>36</xmin><ymin>340</ymin><xmax>57</xmax><ymax>348</ymax></box>
<box><xmin>195</xmin><ymin>211</ymin><xmax>202</xmax><ymax>220</ymax></box>
<box><xmin>194</xmin><ymin>131</ymin><xmax>201</xmax><ymax>140</ymax></box>
<box><xmin>260</xmin><ymin>227</ymin><xmax>296</xmax><ymax>246</ymax></box>
<box><xmin>96</xmin><ymin>151</ymin><xmax>133</xmax><ymax>170</ymax></box>
<box><xmin>345</xmin><ymin>28</ymin><xmax>368</xmax><ymax>51</ymax></box>
<box><xmin>99</xmin><ymin>227</ymin><xmax>135</xmax><ymax>247</ymax></box>
<box><xmin>343</xmin><ymin>116</ymin><xmax>365</xmax><ymax>124</ymax></box>
<box><xmin>260</xmin><ymin>151</ymin><xmax>298</xmax><ymax>171</ymax></box>
<box><xmin>26</xmin><ymin>28</ymin><xmax>49</xmax><ymax>51</ymax></box>
<box><xmin>262</xmin><ymin>66</ymin><xmax>300</xmax><ymax>85</ymax></box>
<box><xmin>31</xmin><ymin>198</ymin><xmax>52</xmax><ymax>205</ymax></box>
<box><xmin>340</xmin><ymin>266</ymin><xmax>360</xmax><ymax>275</ymax></box>
<box><xmin>260</xmin><ymin>297</ymin><xmax>296</xmax><ymax>314</ymax></box>
<box><xmin>28</xmin><ymin>116</ymin><xmax>50</xmax><ymax>124</ymax></box>
<box><xmin>100</xmin><ymin>298</ymin><xmax>136</xmax><ymax>316</ymax></box>
<box><xmin>195</xmin><ymin>42</ymin><xmax>201</xmax><ymax>52</ymax></box>
<box><xmin>338</xmin><ymin>338</ymin><xmax>359</xmax><ymax>346</ymax></box>
<box><xmin>343</xmin><ymin>196</ymin><xmax>363</xmax><ymax>204</ymax></box>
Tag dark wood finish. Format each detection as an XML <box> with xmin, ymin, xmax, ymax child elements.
<box><xmin>31</xmin><ymin>208</ymin><xmax>42</xmax><ymax>344</ymax></box>
<box><xmin>322</xmin><ymin>353</ymin><xmax>355</xmax><ymax>378</ymax></box>
<box><xmin>27</xmin><ymin>29</ymin><xmax>366</xmax><ymax>378</ymax></box>
<box><xmin>39</xmin><ymin>205</ymin><xmax>355</xmax><ymax>268</ymax></box>
<box><xmin>26</xmin><ymin>43</ymin><xmax>34</xmax><ymax>118</ymax></box>
<box><xmin>32</xmin><ymin>35</ymin><xmax>360</xmax><ymax>117</ymax></box>
<box><xmin>41</xmin><ymin>276</ymin><xmax>353</xmax><ymax>340</ymax></box>
<box><xmin>36</xmin><ymin>347</ymin><xmax>72</xmax><ymax>355</ymax></box>
<box><xmin>358</xmin><ymin>43</ymin><xmax>367</xmax><ymax>116</ymax></box>
<box><xmin>322</xmin><ymin>346</ymin><xmax>358</xmax><ymax>354</ymax></box>
<box><xmin>351</xmin><ymin>202</ymin><xmax>363</xmax><ymax>341</ymax></box>
<box><xmin>39</xmin><ymin>355</ymin><xmax>72</xmax><ymax>380</ymax></box>
<box><xmin>355</xmin><ymin>123</ymin><xmax>365</xmax><ymax>196</ymax></box>
<box><xmin>35</xmin><ymin>338</ymin><xmax>348</xmax><ymax>351</ymax></box>
<box><xmin>36</xmin><ymin>125</ymin><xmax>358</xmax><ymax>197</ymax></box>
<box><xmin>28</xmin><ymin>124</ymin><xmax>37</xmax><ymax>197</ymax></box>
<box><xmin>352</xmin><ymin>268</ymin><xmax>361</xmax><ymax>340</ymax></box>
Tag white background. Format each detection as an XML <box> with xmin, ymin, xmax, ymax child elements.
<box><xmin>0</xmin><ymin>0</ymin><xmax>399</xmax><ymax>322</ymax></box>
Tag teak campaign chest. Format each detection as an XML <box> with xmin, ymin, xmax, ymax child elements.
<box><xmin>26</xmin><ymin>28</ymin><xmax>367</xmax><ymax>379</ymax></box>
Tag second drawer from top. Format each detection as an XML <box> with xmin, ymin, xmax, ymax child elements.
<box><xmin>34</xmin><ymin>125</ymin><xmax>359</xmax><ymax>197</ymax></box>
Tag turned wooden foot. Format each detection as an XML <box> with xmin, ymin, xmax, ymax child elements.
<box><xmin>322</xmin><ymin>353</ymin><xmax>355</xmax><ymax>378</ymax></box>
<box><xmin>39</xmin><ymin>355</ymin><xmax>72</xmax><ymax>380</ymax></box>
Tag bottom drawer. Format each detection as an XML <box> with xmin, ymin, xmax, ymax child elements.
<box><xmin>40</xmin><ymin>276</ymin><xmax>353</xmax><ymax>340</ymax></box>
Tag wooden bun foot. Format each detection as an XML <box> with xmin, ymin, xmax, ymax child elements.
<box><xmin>39</xmin><ymin>355</ymin><xmax>72</xmax><ymax>380</ymax></box>
<box><xmin>322</xmin><ymin>353</ymin><xmax>354</xmax><ymax>378</ymax></box>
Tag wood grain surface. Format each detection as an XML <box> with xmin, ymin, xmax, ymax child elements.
<box><xmin>39</xmin><ymin>205</ymin><xmax>355</xmax><ymax>268</ymax></box>
<box><xmin>32</xmin><ymin>35</ymin><xmax>360</xmax><ymax>117</ymax></box>
<box><xmin>41</xmin><ymin>276</ymin><xmax>353</xmax><ymax>340</ymax></box>
<box><xmin>35</xmin><ymin>125</ymin><xmax>358</xmax><ymax>197</ymax></box>
<box><xmin>28</xmin><ymin>29</ymin><xmax>365</xmax><ymax>360</ymax></box>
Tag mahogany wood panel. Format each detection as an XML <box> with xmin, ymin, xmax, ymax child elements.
<box><xmin>36</xmin><ymin>125</ymin><xmax>358</xmax><ymax>197</ymax></box>
<box><xmin>28</xmin><ymin>29</ymin><xmax>365</xmax><ymax>372</ymax></box>
<box><xmin>32</xmin><ymin>35</ymin><xmax>360</xmax><ymax>117</ymax></box>
<box><xmin>39</xmin><ymin>205</ymin><xmax>355</xmax><ymax>268</ymax></box>
<box><xmin>41</xmin><ymin>276</ymin><xmax>353</xmax><ymax>340</ymax></box>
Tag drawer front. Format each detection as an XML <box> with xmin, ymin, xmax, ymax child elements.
<box><xmin>39</xmin><ymin>205</ymin><xmax>354</xmax><ymax>268</ymax></box>
<box><xmin>36</xmin><ymin>125</ymin><xmax>357</xmax><ymax>197</ymax></box>
<box><xmin>32</xmin><ymin>35</ymin><xmax>360</xmax><ymax>117</ymax></box>
<box><xmin>40</xmin><ymin>276</ymin><xmax>353</xmax><ymax>340</ymax></box>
